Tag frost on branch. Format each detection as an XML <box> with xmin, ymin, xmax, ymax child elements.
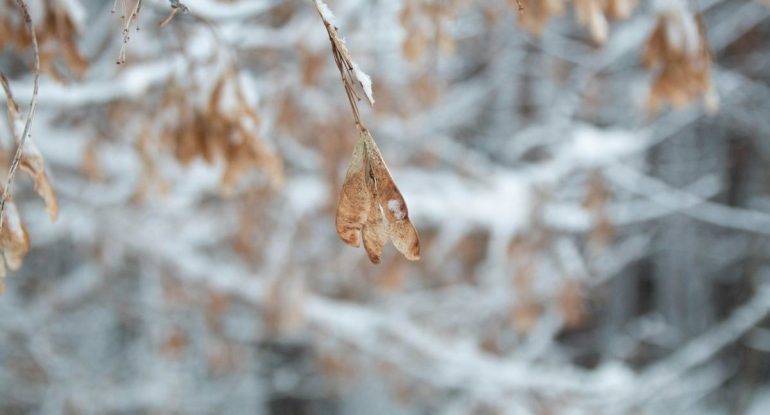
<box><xmin>313</xmin><ymin>0</ymin><xmax>375</xmax><ymax>106</ymax></box>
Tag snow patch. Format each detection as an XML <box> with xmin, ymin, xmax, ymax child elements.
<box><xmin>351</xmin><ymin>61</ymin><xmax>375</xmax><ymax>105</ymax></box>
<box><xmin>387</xmin><ymin>199</ymin><xmax>406</xmax><ymax>220</ymax></box>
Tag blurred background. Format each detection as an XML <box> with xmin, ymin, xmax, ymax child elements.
<box><xmin>1</xmin><ymin>0</ymin><xmax>770</xmax><ymax>414</ymax></box>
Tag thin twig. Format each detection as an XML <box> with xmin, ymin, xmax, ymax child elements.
<box><xmin>118</xmin><ymin>0</ymin><xmax>143</xmax><ymax>64</ymax></box>
<box><xmin>159</xmin><ymin>8</ymin><xmax>179</xmax><ymax>28</ymax></box>
<box><xmin>313</xmin><ymin>3</ymin><xmax>365</xmax><ymax>130</ymax></box>
<box><xmin>314</xmin><ymin>0</ymin><xmax>374</xmax><ymax>132</ymax></box>
<box><xmin>0</xmin><ymin>0</ymin><xmax>40</xmax><ymax>231</ymax></box>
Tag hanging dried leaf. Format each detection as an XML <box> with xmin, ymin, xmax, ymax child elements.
<box><xmin>642</xmin><ymin>10</ymin><xmax>714</xmax><ymax>112</ymax></box>
<box><xmin>317</xmin><ymin>0</ymin><xmax>419</xmax><ymax>262</ymax></box>
<box><xmin>0</xmin><ymin>201</ymin><xmax>30</xmax><ymax>278</ymax></box>
<box><xmin>335</xmin><ymin>131</ymin><xmax>420</xmax><ymax>262</ymax></box>
<box><xmin>336</xmin><ymin>138</ymin><xmax>370</xmax><ymax>248</ymax></box>
<box><xmin>19</xmin><ymin>151</ymin><xmax>58</xmax><ymax>221</ymax></box>
<box><xmin>362</xmin><ymin>131</ymin><xmax>420</xmax><ymax>261</ymax></box>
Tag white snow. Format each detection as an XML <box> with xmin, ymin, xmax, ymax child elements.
<box><xmin>313</xmin><ymin>0</ymin><xmax>336</xmax><ymax>26</ymax></box>
<box><xmin>351</xmin><ymin>61</ymin><xmax>375</xmax><ymax>105</ymax></box>
<box><xmin>387</xmin><ymin>199</ymin><xmax>405</xmax><ymax>220</ymax></box>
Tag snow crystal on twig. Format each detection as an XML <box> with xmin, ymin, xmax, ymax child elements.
<box><xmin>350</xmin><ymin>61</ymin><xmax>375</xmax><ymax>105</ymax></box>
<box><xmin>313</xmin><ymin>0</ymin><xmax>336</xmax><ymax>26</ymax></box>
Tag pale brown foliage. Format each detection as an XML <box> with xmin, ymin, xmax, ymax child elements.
<box><xmin>514</xmin><ymin>0</ymin><xmax>565</xmax><ymax>36</ymax></box>
<box><xmin>399</xmin><ymin>1</ymin><xmax>459</xmax><ymax>63</ymax></box>
<box><xmin>0</xmin><ymin>200</ymin><xmax>29</xmax><ymax>279</ymax></box>
<box><xmin>514</xmin><ymin>0</ymin><xmax>637</xmax><ymax>43</ymax></box>
<box><xmin>0</xmin><ymin>0</ymin><xmax>87</xmax><ymax>80</ymax></box>
<box><xmin>643</xmin><ymin>11</ymin><xmax>716</xmax><ymax>112</ymax></box>
<box><xmin>337</xmin><ymin>130</ymin><xmax>420</xmax><ymax>263</ymax></box>
<box><xmin>156</xmin><ymin>72</ymin><xmax>283</xmax><ymax>195</ymax></box>
<box><xmin>315</xmin><ymin>0</ymin><xmax>420</xmax><ymax>263</ymax></box>
<box><xmin>574</xmin><ymin>0</ymin><xmax>609</xmax><ymax>44</ymax></box>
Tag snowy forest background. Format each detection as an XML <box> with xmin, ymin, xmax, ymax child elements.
<box><xmin>2</xmin><ymin>0</ymin><xmax>770</xmax><ymax>414</ymax></box>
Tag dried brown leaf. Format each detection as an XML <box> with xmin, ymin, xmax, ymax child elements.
<box><xmin>335</xmin><ymin>138</ymin><xmax>370</xmax><ymax>247</ymax></box>
<box><xmin>362</xmin><ymin>130</ymin><xmax>420</xmax><ymax>261</ymax></box>
<box><xmin>335</xmin><ymin>131</ymin><xmax>421</xmax><ymax>262</ymax></box>
<box><xmin>362</xmin><ymin>195</ymin><xmax>388</xmax><ymax>264</ymax></box>
<box><xmin>0</xmin><ymin>201</ymin><xmax>30</xmax><ymax>276</ymax></box>
<box><xmin>19</xmin><ymin>147</ymin><xmax>59</xmax><ymax>221</ymax></box>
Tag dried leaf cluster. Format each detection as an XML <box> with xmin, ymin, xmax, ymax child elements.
<box><xmin>156</xmin><ymin>72</ymin><xmax>283</xmax><ymax>194</ymax></box>
<box><xmin>643</xmin><ymin>10</ymin><xmax>716</xmax><ymax>112</ymax></box>
<box><xmin>513</xmin><ymin>0</ymin><xmax>637</xmax><ymax>43</ymax></box>
<box><xmin>0</xmin><ymin>0</ymin><xmax>87</xmax><ymax>80</ymax></box>
<box><xmin>314</xmin><ymin>0</ymin><xmax>420</xmax><ymax>263</ymax></box>
<box><xmin>0</xmin><ymin>0</ymin><xmax>52</xmax><ymax>287</ymax></box>
<box><xmin>399</xmin><ymin>1</ymin><xmax>461</xmax><ymax>62</ymax></box>
<box><xmin>515</xmin><ymin>1</ymin><xmax>715</xmax><ymax>112</ymax></box>
<box><xmin>513</xmin><ymin>0</ymin><xmax>565</xmax><ymax>37</ymax></box>
<box><xmin>337</xmin><ymin>129</ymin><xmax>420</xmax><ymax>263</ymax></box>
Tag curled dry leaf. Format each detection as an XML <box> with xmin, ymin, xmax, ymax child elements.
<box><xmin>362</xmin><ymin>190</ymin><xmax>387</xmax><ymax>264</ymax></box>
<box><xmin>336</xmin><ymin>137</ymin><xmax>370</xmax><ymax>247</ymax></box>
<box><xmin>336</xmin><ymin>130</ymin><xmax>420</xmax><ymax>263</ymax></box>
<box><xmin>514</xmin><ymin>0</ymin><xmax>565</xmax><ymax>37</ymax></box>
<box><xmin>574</xmin><ymin>0</ymin><xmax>609</xmax><ymax>44</ymax></box>
<box><xmin>514</xmin><ymin>0</ymin><xmax>636</xmax><ymax>43</ymax></box>
<box><xmin>0</xmin><ymin>200</ymin><xmax>30</xmax><ymax>278</ymax></box>
<box><xmin>19</xmin><ymin>146</ymin><xmax>59</xmax><ymax>221</ymax></box>
<box><xmin>642</xmin><ymin>10</ymin><xmax>714</xmax><ymax>112</ymax></box>
<box><xmin>316</xmin><ymin>0</ymin><xmax>419</xmax><ymax>262</ymax></box>
<box><xmin>605</xmin><ymin>0</ymin><xmax>637</xmax><ymax>20</ymax></box>
<box><xmin>0</xmin><ymin>1</ymin><xmax>88</xmax><ymax>80</ymax></box>
<box><xmin>159</xmin><ymin>72</ymin><xmax>283</xmax><ymax>194</ymax></box>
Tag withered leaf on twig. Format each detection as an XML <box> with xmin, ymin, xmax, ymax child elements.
<box><xmin>0</xmin><ymin>201</ymin><xmax>30</xmax><ymax>278</ymax></box>
<box><xmin>336</xmin><ymin>130</ymin><xmax>420</xmax><ymax>263</ymax></box>
<box><xmin>1</xmin><ymin>74</ymin><xmax>58</xmax><ymax>221</ymax></box>
<box><xmin>336</xmin><ymin>137</ymin><xmax>370</xmax><ymax>248</ymax></box>
<box><xmin>315</xmin><ymin>0</ymin><xmax>419</xmax><ymax>263</ymax></box>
